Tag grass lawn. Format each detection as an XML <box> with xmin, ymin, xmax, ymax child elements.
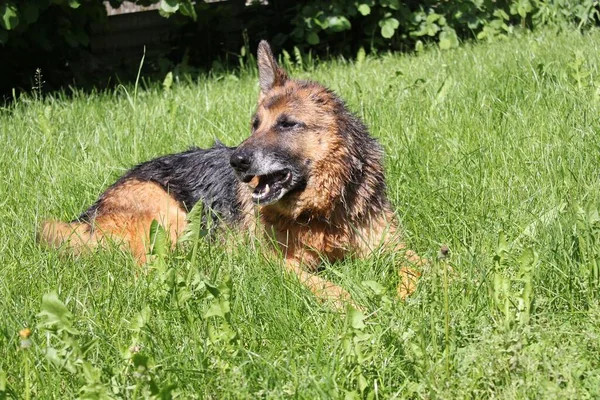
<box><xmin>2</xmin><ymin>28</ymin><xmax>600</xmax><ymax>398</ymax></box>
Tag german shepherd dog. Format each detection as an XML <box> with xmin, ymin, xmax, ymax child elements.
<box><xmin>40</xmin><ymin>41</ymin><xmax>424</xmax><ymax>308</ymax></box>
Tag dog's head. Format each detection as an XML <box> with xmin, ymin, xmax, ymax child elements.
<box><xmin>231</xmin><ymin>41</ymin><xmax>357</xmax><ymax>217</ymax></box>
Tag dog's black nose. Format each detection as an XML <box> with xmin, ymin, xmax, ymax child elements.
<box><xmin>230</xmin><ymin>151</ymin><xmax>251</xmax><ymax>173</ymax></box>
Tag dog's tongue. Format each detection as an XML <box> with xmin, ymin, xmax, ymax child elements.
<box><xmin>247</xmin><ymin>175</ymin><xmax>260</xmax><ymax>189</ymax></box>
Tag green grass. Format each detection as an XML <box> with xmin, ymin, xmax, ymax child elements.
<box><xmin>2</xmin><ymin>28</ymin><xmax>600</xmax><ymax>398</ymax></box>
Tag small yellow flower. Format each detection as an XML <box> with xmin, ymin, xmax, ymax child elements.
<box><xmin>19</xmin><ymin>328</ymin><xmax>32</xmax><ymax>349</ymax></box>
<box><xmin>19</xmin><ymin>328</ymin><xmax>31</xmax><ymax>340</ymax></box>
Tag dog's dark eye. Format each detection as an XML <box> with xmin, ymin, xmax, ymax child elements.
<box><xmin>252</xmin><ymin>117</ymin><xmax>260</xmax><ymax>130</ymax></box>
<box><xmin>277</xmin><ymin>119</ymin><xmax>301</xmax><ymax>130</ymax></box>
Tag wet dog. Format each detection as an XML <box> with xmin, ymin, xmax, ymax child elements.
<box><xmin>40</xmin><ymin>41</ymin><xmax>424</xmax><ymax>308</ymax></box>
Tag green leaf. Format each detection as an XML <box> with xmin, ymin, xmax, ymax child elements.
<box><xmin>0</xmin><ymin>3</ymin><xmax>19</xmax><ymax>31</ymax></box>
<box><xmin>379</xmin><ymin>17</ymin><xmax>399</xmax><ymax>39</ymax></box>
<box><xmin>354</xmin><ymin>332</ymin><xmax>372</xmax><ymax>346</ymax></box>
<box><xmin>427</xmin><ymin>13</ymin><xmax>441</xmax><ymax>23</ymax></box>
<box><xmin>306</xmin><ymin>31</ymin><xmax>320</xmax><ymax>45</ymax></box>
<box><xmin>520</xmin><ymin>202</ymin><xmax>566</xmax><ymax>239</ymax></box>
<box><xmin>205</xmin><ymin>302</ymin><xmax>224</xmax><ymax>318</ymax></box>
<box><xmin>37</xmin><ymin>292</ymin><xmax>79</xmax><ymax>335</ymax></box>
<box><xmin>381</xmin><ymin>25</ymin><xmax>394</xmax><ymax>39</ymax></box>
<box><xmin>205</xmin><ymin>281</ymin><xmax>221</xmax><ymax>298</ymax></box>
<box><xmin>439</xmin><ymin>28</ymin><xmax>459</xmax><ymax>50</ymax></box>
<box><xmin>0</xmin><ymin>370</ymin><xmax>6</xmax><ymax>392</ymax></box>
<box><xmin>358</xmin><ymin>374</ymin><xmax>368</xmax><ymax>393</ymax></box>
<box><xmin>81</xmin><ymin>361</ymin><xmax>100</xmax><ymax>383</ymax></box>
<box><xmin>67</xmin><ymin>0</ymin><xmax>81</xmax><ymax>9</ymax></box>
<box><xmin>497</xmin><ymin>231</ymin><xmax>509</xmax><ymax>255</ymax></box>
<box><xmin>415</xmin><ymin>40</ymin><xmax>424</xmax><ymax>52</ymax></box>
<box><xmin>293</xmin><ymin>46</ymin><xmax>302</xmax><ymax>67</ymax></box>
<box><xmin>44</xmin><ymin>347</ymin><xmax>77</xmax><ymax>373</ymax></box>
<box><xmin>132</xmin><ymin>353</ymin><xmax>151</xmax><ymax>369</ymax></box>
<box><xmin>326</xmin><ymin>16</ymin><xmax>351</xmax><ymax>32</ymax></box>
<box><xmin>357</xmin><ymin>4</ymin><xmax>371</xmax><ymax>16</ymax></box>
<box><xmin>149</xmin><ymin>220</ymin><xmax>168</xmax><ymax>259</ymax></box>
<box><xmin>348</xmin><ymin>307</ymin><xmax>366</xmax><ymax>330</ymax></box>
<box><xmin>179</xmin><ymin>0</ymin><xmax>197</xmax><ymax>21</ymax></box>
<box><xmin>493</xmin><ymin>9</ymin><xmax>510</xmax><ymax>20</ymax></box>
<box><xmin>344</xmin><ymin>390</ymin><xmax>360</xmax><ymax>400</ymax></box>
<box><xmin>313</xmin><ymin>16</ymin><xmax>328</xmax><ymax>29</ymax></box>
<box><xmin>205</xmin><ymin>300</ymin><xmax>230</xmax><ymax>319</ymax></box>
<box><xmin>381</xmin><ymin>0</ymin><xmax>400</xmax><ymax>10</ymax></box>
<box><xmin>517</xmin><ymin>0</ymin><xmax>532</xmax><ymax>18</ymax></box>
<box><xmin>587</xmin><ymin>205</ymin><xmax>600</xmax><ymax>225</ymax></box>
<box><xmin>518</xmin><ymin>247</ymin><xmax>537</xmax><ymax>273</ymax></box>
<box><xmin>22</xmin><ymin>3</ymin><xmax>39</xmax><ymax>24</ymax></box>
<box><xmin>130</xmin><ymin>305</ymin><xmax>151</xmax><ymax>332</ymax></box>
<box><xmin>163</xmin><ymin>71</ymin><xmax>173</xmax><ymax>91</ymax></box>
<box><xmin>160</xmin><ymin>0</ymin><xmax>179</xmax><ymax>14</ymax></box>
<box><xmin>356</xmin><ymin>47</ymin><xmax>366</xmax><ymax>65</ymax></box>
<box><xmin>342</xmin><ymin>336</ymin><xmax>352</xmax><ymax>355</ymax></box>
<box><xmin>433</xmin><ymin>76</ymin><xmax>453</xmax><ymax>106</ymax></box>
<box><xmin>362</xmin><ymin>280</ymin><xmax>384</xmax><ymax>295</ymax></box>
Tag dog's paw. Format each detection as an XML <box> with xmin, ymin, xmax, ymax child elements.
<box><xmin>395</xmin><ymin>248</ymin><xmax>427</xmax><ymax>300</ymax></box>
<box><xmin>397</xmin><ymin>245</ymin><xmax>453</xmax><ymax>300</ymax></box>
<box><xmin>397</xmin><ymin>266</ymin><xmax>422</xmax><ymax>300</ymax></box>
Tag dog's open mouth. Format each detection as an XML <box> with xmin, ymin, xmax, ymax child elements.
<box><xmin>249</xmin><ymin>169</ymin><xmax>293</xmax><ymax>205</ymax></box>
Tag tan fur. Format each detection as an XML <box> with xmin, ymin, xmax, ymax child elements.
<box><xmin>40</xmin><ymin>180</ymin><xmax>187</xmax><ymax>263</ymax></box>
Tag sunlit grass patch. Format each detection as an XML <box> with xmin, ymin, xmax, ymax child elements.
<box><xmin>1</xmin><ymin>28</ymin><xmax>600</xmax><ymax>398</ymax></box>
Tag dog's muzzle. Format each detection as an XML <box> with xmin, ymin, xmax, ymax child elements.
<box><xmin>230</xmin><ymin>149</ymin><xmax>297</xmax><ymax>205</ymax></box>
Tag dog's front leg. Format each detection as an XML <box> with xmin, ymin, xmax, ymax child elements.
<box><xmin>284</xmin><ymin>256</ymin><xmax>357</xmax><ymax>311</ymax></box>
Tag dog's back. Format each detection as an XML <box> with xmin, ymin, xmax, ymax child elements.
<box><xmin>39</xmin><ymin>144</ymin><xmax>243</xmax><ymax>262</ymax></box>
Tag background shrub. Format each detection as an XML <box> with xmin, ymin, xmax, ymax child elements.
<box><xmin>0</xmin><ymin>0</ymin><xmax>598</xmax><ymax>95</ymax></box>
<box><xmin>286</xmin><ymin>0</ymin><xmax>600</xmax><ymax>53</ymax></box>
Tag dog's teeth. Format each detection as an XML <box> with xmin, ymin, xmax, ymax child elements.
<box><xmin>263</xmin><ymin>183</ymin><xmax>270</xmax><ymax>195</ymax></box>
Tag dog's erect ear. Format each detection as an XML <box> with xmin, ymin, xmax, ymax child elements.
<box><xmin>257</xmin><ymin>40</ymin><xmax>288</xmax><ymax>94</ymax></box>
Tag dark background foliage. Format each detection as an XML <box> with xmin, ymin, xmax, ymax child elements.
<box><xmin>0</xmin><ymin>0</ymin><xmax>598</xmax><ymax>96</ymax></box>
